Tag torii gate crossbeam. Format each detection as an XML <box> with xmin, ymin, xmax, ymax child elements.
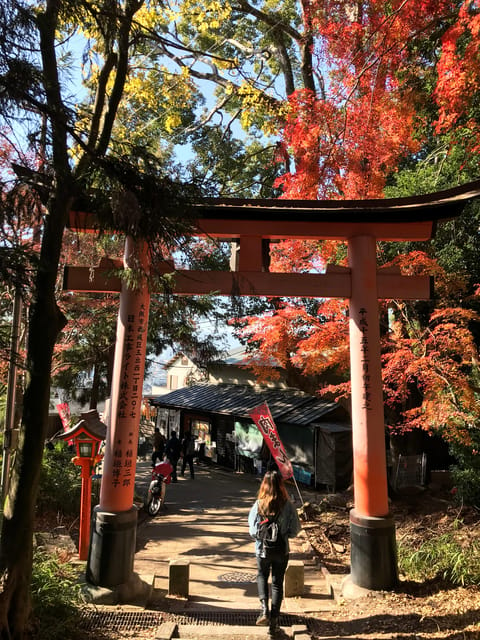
<box><xmin>64</xmin><ymin>179</ymin><xmax>480</xmax><ymax>593</ymax></box>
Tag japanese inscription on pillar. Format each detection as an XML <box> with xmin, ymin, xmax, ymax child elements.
<box><xmin>111</xmin><ymin>302</ymin><xmax>148</xmax><ymax>490</ymax></box>
<box><xmin>358</xmin><ymin>307</ymin><xmax>372</xmax><ymax>410</ymax></box>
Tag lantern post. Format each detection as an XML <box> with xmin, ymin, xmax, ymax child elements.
<box><xmin>56</xmin><ymin>410</ymin><xmax>106</xmax><ymax>560</ymax></box>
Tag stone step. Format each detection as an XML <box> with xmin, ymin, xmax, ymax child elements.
<box><xmin>173</xmin><ymin>622</ymin><xmax>312</xmax><ymax>640</ymax></box>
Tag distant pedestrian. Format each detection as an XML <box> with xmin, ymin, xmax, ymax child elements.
<box><xmin>151</xmin><ymin>427</ymin><xmax>165</xmax><ymax>466</ymax></box>
<box><xmin>165</xmin><ymin>430</ymin><xmax>182</xmax><ymax>482</ymax></box>
<box><xmin>196</xmin><ymin>438</ymin><xmax>206</xmax><ymax>463</ymax></box>
<box><xmin>181</xmin><ymin>431</ymin><xmax>196</xmax><ymax>479</ymax></box>
<box><xmin>248</xmin><ymin>469</ymin><xmax>301</xmax><ymax>637</ymax></box>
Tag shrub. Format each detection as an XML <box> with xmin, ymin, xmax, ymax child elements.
<box><xmin>31</xmin><ymin>549</ymin><xmax>86</xmax><ymax>640</ymax></box>
<box><xmin>398</xmin><ymin>526</ymin><xmax>480</xmax><ymax>586</ymax></box>
<box><xmin>449</xmin><ymin>437</ymin><xmax>480</xmax><ymax>508</ymax></box>
<box><xmin>37</xmin><ymin>442</ymin><xmax>81</xmax><ymax>516</ymax></box>
<box><xmin>450</xmin><ymin>466</ymin><xmax>480</xmax><ymax>508</ymax></box>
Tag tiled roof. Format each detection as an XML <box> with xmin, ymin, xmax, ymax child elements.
<box><xmin>148</xmin><ymin>383</ymin><xmax>345</xmax><ymax>426</ymax></box>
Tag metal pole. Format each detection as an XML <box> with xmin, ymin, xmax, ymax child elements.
<box><xmin>291</xmin><ymin>474</ymin><xmax>305</xmax><ymax>508</ymax></box>
<box><xmin>2</xmin><ymin>288</ymin><xmax>23</xmax><ymax>501</ymax></box>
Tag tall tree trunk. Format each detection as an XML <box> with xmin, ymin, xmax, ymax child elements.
<box><xmin>0</xmin><ymin>0</ymin><xmax>136</xmax><ymax>633</ymax></box>
<box><xmin>0</xmin><ymin>3</ymin><xmax>72</xmax><ymax>633</ymax></box>
<box><xmin>0</xmin><ymin>193</ymin><xmax>69</xmax><ymax>638</ymax></box>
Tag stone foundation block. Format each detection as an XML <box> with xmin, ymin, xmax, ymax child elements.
<box><xmin>168</xmin><ymin>559</ymin><xmax>189</xmax><ymax>597</ymax></box>
<box><xmin>284</xmin><ymin>560</ymin><xmax>304</xmax><ymax>597</ymax></box>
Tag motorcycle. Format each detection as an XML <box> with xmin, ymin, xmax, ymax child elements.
<box><xmin>144</xmin><ymin>459</ymin><xmax>173</xmax><ymax>516</ymax></box>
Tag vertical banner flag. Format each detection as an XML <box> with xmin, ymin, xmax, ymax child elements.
<box><xmin>249</xmin><ymin>402</ymin><xmax>293</xmax><ymax>479</ymax></box>
<box><xmin>56</xmin><ymin>402</ymin><xmax>71</xmax><ymax>430</ymax></box>
<box><xmin>56</xmin><ymin>402</ymin><xmax>72</xmax><ymax>445</ymax></box>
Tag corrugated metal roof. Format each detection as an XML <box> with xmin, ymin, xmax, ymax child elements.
<box><xmin>148</xmin><ymin>384</ymin><xmax>342</xmax><ymax>426</ymax></box>
<box><xmin>215</xmin><ymin>346</ymin><xmax>280</xmax><ymax>368</ymax></box>
<box><xmin>313</xmin><ymin>422</ymin><xmax>352</xmax><ymax>433</ymax></box>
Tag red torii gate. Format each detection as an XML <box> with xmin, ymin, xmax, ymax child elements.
<box><xmin>65</xmin><ymin>180</ymin><xmax>480</xmax><ymax>593</ymax></box>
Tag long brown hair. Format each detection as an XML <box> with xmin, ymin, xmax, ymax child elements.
<box><xmin>257</xmin><ymin>470</ymin><xmax>289</xmax><ymax>516</ymax></box>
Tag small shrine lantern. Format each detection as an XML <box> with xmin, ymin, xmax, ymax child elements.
<box><xmin>57</xmin><ymin>410</ymin><xmax>106</xmax><ymax>560</ymax></box>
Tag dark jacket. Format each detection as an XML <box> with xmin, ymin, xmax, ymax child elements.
<box><xmin>165</xmin><ymin>435</ymin><xmax>181</xmax><ymax>460</ymax></box>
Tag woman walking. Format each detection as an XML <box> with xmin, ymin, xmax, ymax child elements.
<box><xmin>248</xmin><ymin>468</ymin><xmax>301</xmax><ymax>637</ymax></box>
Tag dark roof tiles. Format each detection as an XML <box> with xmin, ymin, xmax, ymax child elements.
<box><xmin>149</xmin><ymin>384</ymin><xmax>342</xmax><ymax>426</ymax></box>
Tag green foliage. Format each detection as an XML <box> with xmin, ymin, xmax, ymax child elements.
<box><xmin>31</xmin><ymin>550</ymin><xmax>89</xmax><ymax>640</ymax></box>
<box><xmin>398</xmin><ymin>527</ymin><xmax>480</xmax><ymax>586</ymax></box>
<box><xmin>188</xmin><ymin>126</ymin><xmax>282</xmax><ymax>198</ymax></box>
<box><xmin>385</xmin><ymin>143</ymin><xmax>480</xmax><ymax>293</ymax></box>
<box><xmin>449</xmin><ymin>434</ymin><xmax>480</xmax><ymax>508</ymax></box>
<box><xmin>450</xmin><ymin>467</ymin><xmax>480</xmax><ymax>508</ymax></box>
<box><xmin>37</xmin><ymin>443</ymin><xmax>81</xmax><ymax>517</ymax></box>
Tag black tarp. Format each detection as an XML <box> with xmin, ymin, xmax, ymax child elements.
<box><xmin>315</xmin><ymin>423</ymin><xmax>352</xmax><ymax>491</ymax></box>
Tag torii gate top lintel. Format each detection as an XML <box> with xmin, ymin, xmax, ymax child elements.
<box><xmin>69</xmin><ymin>178</ymin><xmax>480</xmax><ymax>242</ymax></box>
<box><xmin>65</xmin><ymin>179</ymin><xmax>480</xmax><ymax>298</ymax></box>
<box><xmin>194</xmin><ymin>180</ymin><xmax>480</xmax><ymax>240</ymax></box>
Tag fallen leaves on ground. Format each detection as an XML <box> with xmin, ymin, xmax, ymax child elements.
<box><xmin>302</xmin><ymin>486</ymin><xmax>480</xmax><ymax>639</ymax></box>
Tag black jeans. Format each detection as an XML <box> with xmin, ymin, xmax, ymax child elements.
<box><xmin>168</xmin><ymin>457</ymin><xmax>179</xmax><ymax>481</ymax></box>
<box><xmin>181</xmin><ymin>454</ymin><xmax>195</xmax><ymax>478</ymax></box>
<box><xmin>256</xmin><ymin>553</ymin><xmax>289</xmax><ymax>609</ymax></box>
<box><xmin>151</xmin><ymin>449</ymin><xmax>163</xmax><ymax>465</ymax></box>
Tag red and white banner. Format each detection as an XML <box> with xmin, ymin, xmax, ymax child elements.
<box><xmin>56</xmin><ymin>402</ymin><xmax>71</xmax><ymax>431</ymax></box>
<box><xmin>249</xmin><ymin>402</ymin><xmax>293</xmax><ymax>479</ymax></box>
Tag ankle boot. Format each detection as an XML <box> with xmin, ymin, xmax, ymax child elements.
<box><xmin>256</xmin><ymin>598</ymin><xmax>269</xmax><ymax>626</ymax></box>
<box><xmin>268</xmin><ymin>606</ymin><xmax>280</xmax><ymax>636</ymax></box>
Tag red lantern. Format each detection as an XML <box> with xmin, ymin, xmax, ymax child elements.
<box><xmin>56</xmin><ymin>410</ymin><xmax>106</xmax><ymax>560</ymax></box>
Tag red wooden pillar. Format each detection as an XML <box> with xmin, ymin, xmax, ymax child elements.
<box><xmin>347</xmin><ymin>234</ymin><xmax>397</xmax><ymax>590</ymax></box>
<box><xmin>87</xmin><ymin>236</ymin><xmax>151</xmax><ymax>587</ymax></box>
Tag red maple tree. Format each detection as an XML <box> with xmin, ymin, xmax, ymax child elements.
<box><xmin>434</xmin><ymin>1</ymin><xmax>480</xmax><ymax>153</ymax></box>
<box><xmin>275</xmin><ymin>0</ymin><xmax>456</xmax><ymax>199</ymax></box>
<box><xmin>234</xmin><ymin>2</ymin><xmax>480</xmax><ymax>447</ymax></box>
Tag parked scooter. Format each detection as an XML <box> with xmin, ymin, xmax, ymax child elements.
<box><xmin>144</xmin><ymin>460</ymin><xmax>173</xmax><ymax>516</ymax></box>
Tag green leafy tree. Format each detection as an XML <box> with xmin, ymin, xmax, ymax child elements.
<box><xmin>0</xmin><ymin>1</ymin><xmax>211</xmax><ymax>635</ymax></box>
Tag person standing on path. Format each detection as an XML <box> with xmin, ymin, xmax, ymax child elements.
<box><xmin>248</xmin><ymin>469</ymin><xmax>301</xmax><ymax>638</ymax></box>
<box><xmin>151</xmin><ymin>427</ymin><xmax>165</xmax><ymax>466</ymax></box>
<box><xmin>165</xmin><ymin>430</ymin><xmax>181</xmax><ymax>482</ymax></box>
<box><xmin>180</xmin><ymin>431</ymin><xmax>196</xmax><ymax>479</ymax></box>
